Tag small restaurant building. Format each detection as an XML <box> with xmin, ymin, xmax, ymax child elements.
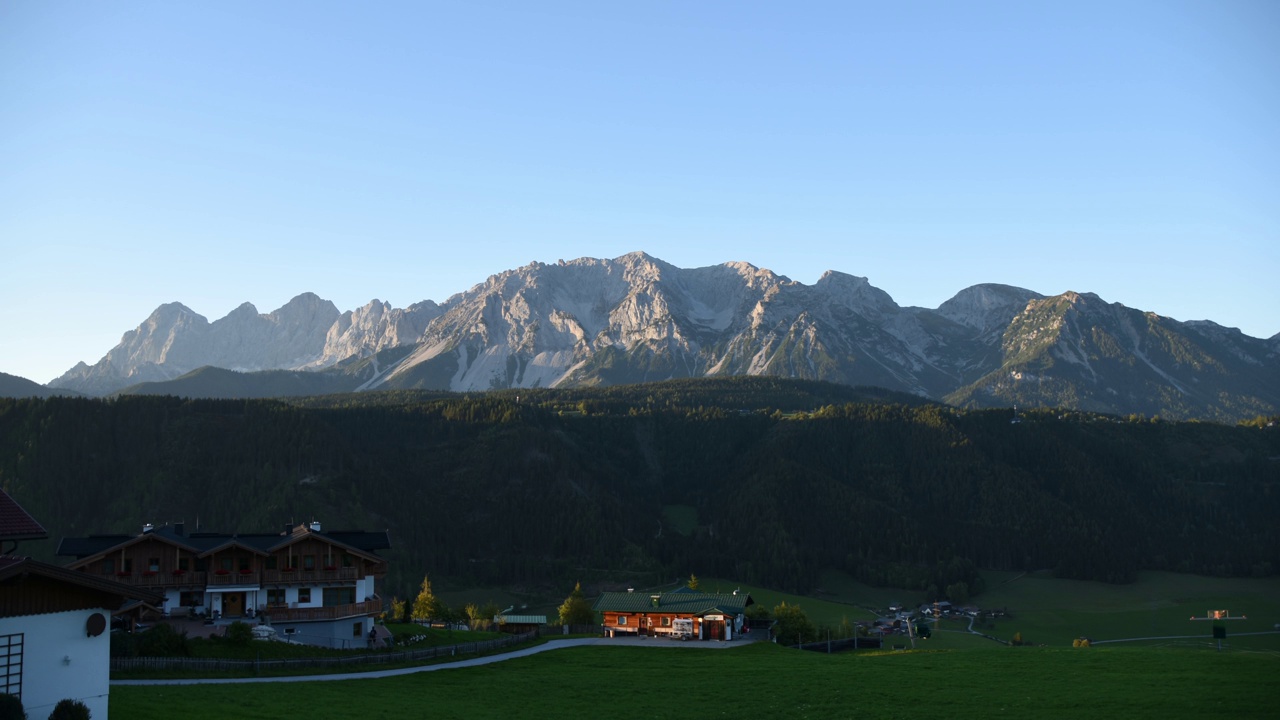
<box><xmin>593</xmin><ymin>587</ymin><xmax>753</xmax><ymax>641</ymax></box>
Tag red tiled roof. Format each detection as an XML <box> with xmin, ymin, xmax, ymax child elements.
<box><xmin>0</xmin><ymin>489</ymin><xmax>47</xmax><ymax>541</ymax></box>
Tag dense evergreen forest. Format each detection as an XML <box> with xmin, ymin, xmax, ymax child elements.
<box><xmin>2</xmin><ymin>378</ymin><xmax>1276</xmax><ymax>601</ymax></box>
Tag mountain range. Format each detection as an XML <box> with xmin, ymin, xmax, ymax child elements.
<box><xmin>30</xmin><ymin>252</ymin><xmax>1280</xmax><ymax>422</ymax></box>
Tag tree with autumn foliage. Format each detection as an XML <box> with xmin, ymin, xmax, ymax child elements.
<box><xmin>558</xmin><ymin>581</ymin><xmax>595</xmax><ymax>625</ymax></box>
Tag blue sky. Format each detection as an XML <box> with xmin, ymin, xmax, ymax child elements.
<box><xmin>2</xmin><ymin>0</ymin><xmax>1276</xmax><ymax>384</ymax></box>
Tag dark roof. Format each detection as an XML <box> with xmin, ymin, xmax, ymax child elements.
<box><xmin>0</xmin><ymin>555</ymin><xmax>163</xmax><ymax>618</ymax></box>
<box><xmin>0</xmin><ymin>490</ymin><xmax>47</xmax><ymax>542</ymax></box>
<box><xmin>593</xmin><ymin>590</ymin><xmax>753</xmax><ymax>616</ymax></box>
<box><xmin>58</xmin><ymin>522</ymin><xmax>391</xmax><ymax>562</ymax></box>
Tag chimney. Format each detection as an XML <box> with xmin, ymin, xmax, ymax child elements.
<box><xmin>282</xmin><ymin>523</ymin><xmax>292</xmax><ymax>535</ymax></box>
<box><xmin>651</xmin><ymin>594</ymin><xmax>660</xmax><ymax>608</ymax></box>
<box><xmin>174</xmin><ymin>522</ymin><xmax>185</xmax><ymax>537</ymax></box>
<box><xmin>142</xmin><ymin>523</ymin><xmax>154</xmax><ymax>534</ymax></box>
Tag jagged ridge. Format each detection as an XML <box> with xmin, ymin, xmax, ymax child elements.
<box><xmin>38</xmin><ymin>253</ymin><xmax>1280</xmax><ymax>421</ymax></box>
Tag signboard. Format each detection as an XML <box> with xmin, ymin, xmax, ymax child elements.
<box><xmin>705</xmin><ymin>614</ymin><xmax>724</xmax><ymax>621</ymax></box>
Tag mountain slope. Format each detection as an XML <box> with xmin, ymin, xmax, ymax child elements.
<box><xmin>40</xmin><ymin>253</ymin><xmax>1280</xmax><ymax>421</ymax></box>
<box><xmin>0</xmin><ymin>371</ymin><xmax>77</xmax><ymax>399</ymax></box>
<box><xmin>374</xmin><ymin>252</ymin><xmax>1018</xmax><ymax>398</ymax></box>
<box><xmin>946</xmin><ymin>292</ymin><xmax>1280</xmax><ymax>422</ymax></box>
<box><xmin>4</xmin><ymin>385</ymin><xmax>1277</xmax><ymax>594</ymax></box>
<box><xmin>50</xmin><ymin>293</ymin><xmax>341</xmax><ymax>395</ymax></box>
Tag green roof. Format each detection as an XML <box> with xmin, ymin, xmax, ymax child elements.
<box><xmin>495</xmin><ymin>614</ymin><xmax>547</xmax><ymax>624</ymax></box>
<box><xmin>593</xmin><ymin>590</ymin><xmax>753</xmax><ymax>616</ymax></box>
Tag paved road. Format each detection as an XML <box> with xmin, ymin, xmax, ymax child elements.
<box><xmin>112</xmin><ymin>634</ymin><xmax>765</xmax><ymax>686</ymax></box>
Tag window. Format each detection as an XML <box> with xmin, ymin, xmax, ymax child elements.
<box><xmin>102</xmin><ymin>559</ymin><xmax>115</xmax><ymax>574</ymax></box>
<box><xmin>220</xmin><ymin>558</ymin><xmax>234</xmax><ymax>572</ymax></box>
<box><xmin>323</xmin><ymin>587</ymin><xmax>355</xmax><ymax>607</ymax></box>
<box><xmin>265</xmin><ymin>556</ymin><xmax>278</xmax><ymax>570</ymax></box>
<box><xmin>298</xmin><ymin>588</ymin><xmax>311</xmax><ymax>604</ymax></box>
<box><xmin>662</xmin><ymin>617</ymin><xmax>671</xmax><ymax>627</ymax></box>
<box><xmin>303</xmin><ymin>555</ymin><xmax>316</xmax><ymax>571</ymax></box>
<box><xmin>617</xmin><ymin>616</ymin><xmax>627</xmax><ymax>626</ymax></box>
<box><xmin>353</xmin><ymin>622</ymin><xmax>363</xmax><ymax>638</ymax></box>
<box><xmin>267</xmin><ymin>589</ymin><xmax>286</xmax><ymax>607</ymax></box>
<box><xmin>148</xmin><ymin>558</ymin><xmax>160</xmax><ymax>572</ymax></box>
<box><xmin>0</xmin><ymin>633</ymin><xmax>22</xmax><ymax>699</ymax></box>
<box><xmin>238</xmin><ymin>558</ymin><xmax>250</xmax><ymax>572</ymax></box>
<box><xmin>177</xmin><ymin>558</ymin><xmax>189</xmax><ymax>572</ymax></box>
<box><xmin>180</xmin><ymin>591</ymin><xmax>203</xmax><ymax>608</ymax></box>
<box><xmin>121</xmin><ymin>559</ymin><xmax>133</xmax><ymax>573</ymax></box>
<box><xmin>342</xmin><ymin>553</ymin><xmax>353</xmax><ymax>568</ymax></box>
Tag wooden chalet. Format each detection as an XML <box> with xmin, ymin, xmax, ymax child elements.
<box><xmin>58</xmin><ymin>520</ymin><xmax>390</xmax><ymax>649</ymax></box>
<box><xmin>593</xmin><ymin>587</ymin><xmax>753</xmax><ymax>641</ymax></box>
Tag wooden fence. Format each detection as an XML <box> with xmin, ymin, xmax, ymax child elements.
<box><xmin>111</xmin><ymin>629</ymin><xmax>538</xmax><ymax>674</ymax></box>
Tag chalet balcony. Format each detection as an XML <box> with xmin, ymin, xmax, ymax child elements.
<box><xmin>260</xmin><ymin>567</ymin><xmax>360</xmax><ymax>584</ymax></box>
<box><xmin>102</xmin><ymin>566</ymin><xmax>381</xmax><ymax>589</ymax></box>
<box><xmin>208</xmin><ymin>570</ymin><xmax>260</xmax><ymax>586</ymax></box>
<box><xmin>261</xmin><ymin>597</ymin><xmax>383</xmax><ymax>623</ymax></box>
<box><xmin>112</xmin><ymin>570</ymin><xmax>208</xmax><ymax>588</ymax></box>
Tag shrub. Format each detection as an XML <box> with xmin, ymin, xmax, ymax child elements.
<box><xmin>109</xmin><ymin>631</ymin><xmax>136</xmax><ymax>658</ymax></box>
<box><xmin>0</xmin><ymin>693</ymin><xmax>25</xmax><ymax>720</ymax></box>
<box><xmin>48</xmin><ymin>699</ymin><xmax>90</xmax><ymax>720</ymax></box>
<box><xmin>135</xmin><ymin>623</ymin><xmax>191</xmax><ymax>657</ymax></box>
<box><xmin>224</xmin><ymin>620</ymin><xmax>254</xmax><ymax>647</ymax></box>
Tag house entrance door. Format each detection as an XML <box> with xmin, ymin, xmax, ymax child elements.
<box><xmin>223</xmin><ymin>592</ymin><xmax>244</xmax><ymax>617</ymax></box>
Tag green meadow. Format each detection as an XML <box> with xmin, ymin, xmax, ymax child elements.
<box><xmin>110</xmin><ymin>571</ymin><xmax>1280</xmax><ymax>718</ymax></box>
<box><xmin>111</xmin><ymin>643</ymin><xmax>1277</xmax><ymax>720</ymax></box>
<box><xmin>704</xmin><ymin>570</ymin><xmax>1280</xmax><ymax>649</ymax></box>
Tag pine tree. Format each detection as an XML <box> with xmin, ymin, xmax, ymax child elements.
<box><xmin>687</xmin><ymin>573</ymin><xmax>700</xmax><ymax>590</ymax></box>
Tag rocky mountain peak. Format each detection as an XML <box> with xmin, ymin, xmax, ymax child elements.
<box><xmin>37</xmin><ymin>253</ymin><xmax>1279</xmax><ymax>422</ymax></box>
<box><xmin>937</xmin><ymin>284</ymin><xmax>1042</xmax><ymax>331</ymax></box>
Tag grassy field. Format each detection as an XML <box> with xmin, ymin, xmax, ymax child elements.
<box><xmin>708</xmin><ymin>570</ymin><xmax>1280</xmax><ymax>650</ymax></box>
<box><xmin>110</xmin><ymin>571</ymin><xmax>1280</xmax><ymax>717</ymax></box>
<box><xmin>111</xmin><ymin>642</ymin><xmax>1278</xmax><ymax>719</ymax></box>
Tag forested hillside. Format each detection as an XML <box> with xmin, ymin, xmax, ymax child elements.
<box><xmin>1</xmin><ymin>378</ymin><xmax>1276</xmax><ymax>600</ymax></box>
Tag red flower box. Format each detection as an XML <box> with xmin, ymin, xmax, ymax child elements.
<box><xmin>323</xmin><ymin>566</ymin><xmax>338</xmax><ymax>571</ymax></box>
<box><xmin>115</xmin><ymin>571</ymin><xmax>130</xmax><ymax>577</ymax></box>
<box><xmin>239</xmin><ymin>568</ymin><xmax>254</xmax><ymax>575</ymax></box>
<box><xmin>215</xmin><ymin>569</ymin><xmax>230</xmax><ymax>576</ymax></box>
<box><xmin>142</xmin><ymin>571</ymin><xmax>158</xmax><ymax>577</ymax></box>
<box><xmin>282</xmin><ymin>567</ymin><xmax>297</xmax><ymax>572</ymax></box>
<box><xmin>172</xmin><ymin>569</ymin><xmax>186</xmax><ymax>576</ymax></box>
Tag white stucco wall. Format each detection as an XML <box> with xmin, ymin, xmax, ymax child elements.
<box><xmin>0</xmin><ymin>609</ymin><xmax>112</xmax><ymax>720</ymax></box>
<box><xmin>276</xmin><ymin>616</ymin><xmax>372</xmax><ymax>649</ymax></box>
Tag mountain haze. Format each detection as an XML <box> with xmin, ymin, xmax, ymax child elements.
<box><xmin>41</xmin><ymin>253</ymin><xmax>1278</xmax><ymax>421</ymax></box>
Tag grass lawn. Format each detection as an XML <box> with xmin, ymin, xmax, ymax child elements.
<box><xmin>975</xmin><ymin>571</ymin><xmax>1280</xmax><ymax>647</ymax></box>
<box><xmin>111</xmin><ymin>642</ymin><xmax>1278</xmax><ymax>719</ymax></box>
<box><xmin>753</xmin><ymin>569</ymin><xmax>1280</xmax><ymax>649</ymax></box>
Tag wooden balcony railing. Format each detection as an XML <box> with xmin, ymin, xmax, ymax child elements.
<box><xmin>261</xmin><ymin>567</ymin><xmax>359</xmax><ymax>584</ymax></box>
<box><xmin>261</xmin><ymin>597</ymin><xmax>383</xmax><ymax>623</ymax></box>
<box><xmin>208</xmin><ymin>571</ymin><xmax>260</xmax><ymax>586</ymax></box>
<box><xmin>110</xmin><ymin>571</ymin><xmax>207</xmax><ymax>588</ymax></box>
<box><xmin>99</xmin><ymin>563</ymin><xmax>385</xmax><ymax>589</ymax></box>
